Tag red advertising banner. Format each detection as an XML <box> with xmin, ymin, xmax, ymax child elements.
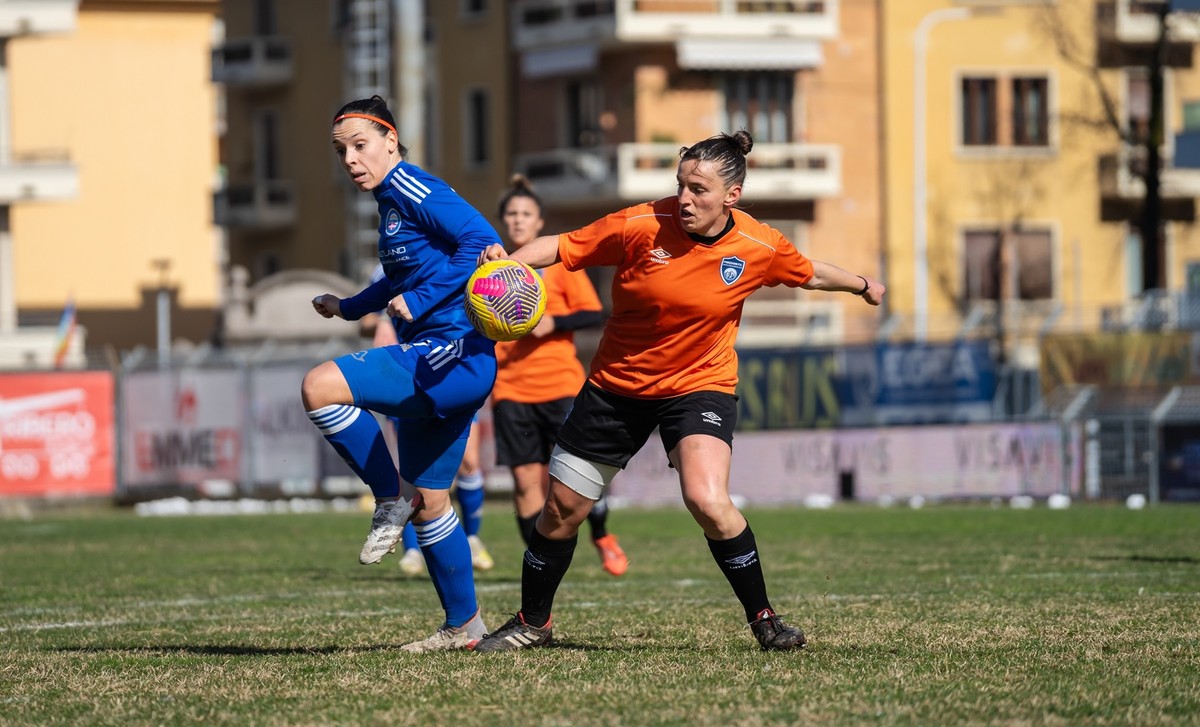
<box><xmin>0</xmin><ymin>371</ymin><xmax>116</xmax><ymax>497</ymax></box>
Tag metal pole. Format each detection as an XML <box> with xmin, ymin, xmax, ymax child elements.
<box><xmin>152</xmin><ymin>259</ymin><xmax>171</xmax><ymax>368</ymax></box>
<box><xmin>913</xmin><ymin>7</ymin><xmax>1000</xmax><ymax>341</ymax></box>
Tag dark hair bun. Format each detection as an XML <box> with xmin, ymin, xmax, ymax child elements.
<box><xmin>732</xmin><ymin>130</ymin><xmax>753</xmax><ymax>156</ymax></box>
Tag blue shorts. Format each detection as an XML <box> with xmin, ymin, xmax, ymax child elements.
<box><xmin>334</xmin><ymin>337</ymin><xmax>495</xmax><ymax>489</ymax></box>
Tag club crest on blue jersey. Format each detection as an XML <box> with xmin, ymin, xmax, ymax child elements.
<box><xmin>385</xmin><ymin>208</ymin><xmax>402</xmax><ymax>236</ymax></box>
<box><xmin>720</xmin><ymin>256</ymin><xmax>746</xmax><ymax>286</ymax></box>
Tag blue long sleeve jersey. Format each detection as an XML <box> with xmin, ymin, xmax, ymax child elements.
<box><xmin>338</xmin><ymin>161</ymin><xmax>501</xmax><ymax>343</ymax></box>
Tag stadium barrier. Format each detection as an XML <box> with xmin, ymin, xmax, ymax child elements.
<box><xmin>7</xmin><ymin>334</ymin><xmax>1200</xmax><ymax>504</ymax></box>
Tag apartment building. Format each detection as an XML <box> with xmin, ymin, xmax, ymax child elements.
<box><xmin>882</xmin><ymin>0</ymin><xmax>1200</xmax><ymax>362</ymax></box>
<box><xmin>3</xmin><ymin>0</ymin><xmax>221</xmax><ymax>360</ymax></box>
<box><xmin>506</xmin><ymin>0</ymin><xmax>883</xmax><ymax>345</ymax></box>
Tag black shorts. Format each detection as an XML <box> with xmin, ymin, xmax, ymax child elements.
<box><xmin>493</xmin><ymin>397</ymin><xmax>574</xmax><ymax>467</ymax></box>
<box><xmin>555</xmin><ymin>382</ymin><xmax>737</xmax><ymax>469</ymax></box>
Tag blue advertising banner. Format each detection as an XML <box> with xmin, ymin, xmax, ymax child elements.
<box><xmin>735</xmin><ymin>341</ymin><xmax>998</xmax><ymax>430</ymax></box>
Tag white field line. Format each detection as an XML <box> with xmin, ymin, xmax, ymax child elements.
<box><xmin>0</xmin><ymin>583</ymin><xmax>522</xmax><ymax>634</ymax></box>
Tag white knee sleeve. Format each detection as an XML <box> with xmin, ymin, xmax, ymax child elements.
<box><xmin>548</xmin><ymin>445</ymin><xmax>619</xmax><ymax>501</ymax></box>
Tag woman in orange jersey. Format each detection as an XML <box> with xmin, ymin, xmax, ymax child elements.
<box><xmin>473</xmin><ymin>131</ymin><xmax>884</xmax><ymax>653</ymax></box>
<box><xmin>492</xmin><ymin>175</ymin><xmax>629</xmax><ymax>577</ymax></box>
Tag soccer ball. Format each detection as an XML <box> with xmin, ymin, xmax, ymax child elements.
<box><xmin>463</xmin><ymin>259</ymin><xmax>546</xmax><ymax>341</ymax></box>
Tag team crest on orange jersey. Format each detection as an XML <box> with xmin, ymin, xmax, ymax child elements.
<box><xmin>720</xmin><ymin>256</ymin><xmax>745</xmax><ymax>285</ymax></box>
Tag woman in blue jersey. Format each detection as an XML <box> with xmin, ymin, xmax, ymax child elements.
<box><xmin>303</xmin><ymin>96</ymin><xmax>499</xmax><ymax>652</ymax></box>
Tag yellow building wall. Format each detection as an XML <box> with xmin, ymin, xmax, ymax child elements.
<box><xmin>883</xmin><ymin>0</ymin><xmax>1124</xmax><ymax>338</ymax></box>
<box><xmin>10</xmin><ymin>4</ymin><xmax>221</xmax><ymax>315</ymax></box>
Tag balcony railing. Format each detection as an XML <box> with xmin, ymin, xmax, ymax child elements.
<box><xmin>214</xmin><ymin>180</ymin><xmax>296</xmax><ymax>229</ymax></box>
<box><xmin>0</xmin><ymin>0</ymin><xmax>77</xmax><ymax>37</ymax></box>
<box><xmin>1099</xmin><ymin>144</ymin><xmax>1200</xmax><ymax>198</ymax></box>
<box><xmin>0</xmin><ymin>150</ymin><xmax>77</xmax><ymax>203</ymax></box>
<box><xmin>512</xmin><ymin>0</ymin><xmax>837</xmax><ymax>49</ymax></box>
<box><xmin>212</xmin><ymin>36</ymin><xmax>293</xmax><ymax>87</ymax></box>
<box><xmin>515</xmin><ymin>142</ymin><xmax>840</xmax><ymax>206</ymax></box>
<box><xmin>1098</xmin><ymin>0</ymin><xmax>1200</xmax><ymax>44</ymax></box>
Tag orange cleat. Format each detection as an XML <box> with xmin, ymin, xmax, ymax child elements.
<box><xmin>593</xmin><ymin>534</ymin><xmax>629</xmax><ymax>577</ymax></box>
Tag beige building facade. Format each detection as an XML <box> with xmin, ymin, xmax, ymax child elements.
<box><xmin>7</xmin><ymin>0</ymin><xmax>221</xmax><ymax>356</ymax></box>
<box><xmin>882</xmin><ymin>0</ymin><xmax>1200</xmax><ymax>362</ymax></box>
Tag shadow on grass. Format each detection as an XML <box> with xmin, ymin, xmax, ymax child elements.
<box><xmin>54</xmin><ymin>641</ymin><xmax>613</xmax><ymax>656</ymax></box>
<box><xmin>1091</xmin><ymin>555</ymin><xmax>1200</xmax><ymax>565</ymax></box>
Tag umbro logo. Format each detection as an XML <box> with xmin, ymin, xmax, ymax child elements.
<box><xmin>350</xmin><ymin>350</ymin><xmax>369</xmax><ymax>362</ymax></box>
<box><xmin>649</xmin><ymin>247</ymin><xmax>671</xmax><ymax>265</ymax></box>
<box><xmin>724</xmin><ymin>551</ymin><xmax>758</xmax><ymax>569</ymax></box>
<box><xmin>701</xmin><ymin>411</ymin><xmax>722</xmax><ymax>426</ymax></box>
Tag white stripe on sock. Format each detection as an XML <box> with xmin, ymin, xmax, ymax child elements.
<box><xmin>456</xmin><ymin>470</ymin><xmax>484</xmax><ymax>491</ymax></box>
<box><xmin>414</xmin><ymin>510</ymin><xmax>459</xmax><ymax>547</ymax></box>
<box><xmin>307</xmin><ymin>404</ymin><xmax>361</xmax><ymax>436</ymax></box>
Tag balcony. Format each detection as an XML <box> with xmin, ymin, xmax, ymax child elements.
<box><xmin>0</xmin><ymin>150</ymin><xmax>77</xmax><ymax>203</ymax></box>
<box><xmin>214</xmin><ymin>180</ymin><xmax>296</xmax><ymax>229</ymax></box>
<box><xmin>512</xmin><ymin>0</ymin><xmax>838</xmax><ymax>51</ymax></box>
<box><xmin>515</xmin><ymin>142</ymin><xmax>840</xmax><ymax>207</ymax></box>
<box><xmin>0</xmin><ymin>0</ymin><xmax>77</xmax><ymax>36</ymax></box>
<box><xmin>1098</xmin><ymin>0</ymin><xmax>1200</xmax><ymax>44</ymax></box>
<box><xmin>1098</xmin><ymin>146</ymin><xmax>1198</xmax><ymax>221</ymax></box>
<box><xmin>211</xmin><ymin>36</ymin><xmax>292</xmax><ymax>87</ymax></box>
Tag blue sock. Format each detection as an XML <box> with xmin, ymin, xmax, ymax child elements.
<box><xmin>401</xmin><ymin>523</ymin><xmax>418</xmax><ymax>552</ymax></box>
<box><xmin>307</xmin><ymin>405</ymin><xmax>398</xmax><ymax>498</ymax></box>
<box><xmin>455</xmin><ymin>470</ymin><xmax>485</xmax><ymax>537</ymax></box>
<box><xmin>416</xmin><ymin>510</ymin><xmax>478</xmax><ymax>627</ymax></box>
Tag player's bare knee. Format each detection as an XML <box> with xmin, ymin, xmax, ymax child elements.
<box><xmin>301</xmin><ymin>362</ymin><xmax>343</xmax><ymax>409</ymax></box>
<box><xmin>413</xmin><ymin>488</ymin><xmax>452</xmax><ymax>522</ymax></box>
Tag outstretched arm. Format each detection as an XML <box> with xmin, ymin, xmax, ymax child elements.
<box><xmin>802</xmin><ymin>260</ymin><xmax>885</xmax><ymax>306</ymax></box>
<box><xmin>478</xmin><ymin>235</ymin><xmax>562</xmax><ymax>268</ymax></box>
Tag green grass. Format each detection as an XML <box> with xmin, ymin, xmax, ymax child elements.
<box><xmin>1</xmin><ymin>502</ymin><xmax>1198</xmax><ymax>726</ymax></box>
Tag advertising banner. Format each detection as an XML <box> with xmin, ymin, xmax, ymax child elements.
<box><xmin>121</xmin><ymin>368</ymin><xmax>244</xmax><ymax>488</ymax></box>
<box><xmin>1040</xmin><ymin>331</ymin><xmax>1200</xmax><ymax>393</ymax></box>
<box><xmin>735</xmin><ymin>341</ymin><xmax>997</xmax><ymax>429</ymax></box>
<box><xmin>247</xmin><ymin>364</ymin><xmax>320</xmax><ymax>491</ymax></box>
<box><xmin>0</xmin><ymin>371</ymin><xmax>115</xmax><ymax>497</ymax></box>
<box><xmin>610</xmin><ymin>422</ymin><xmax>1074</xmax><ymax>505</ymax></box>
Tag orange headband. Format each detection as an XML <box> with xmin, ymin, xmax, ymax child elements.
<box><xmin>332</xmin><ymin>113</ymin><xmax>396</xmax><ymax>134</ymax></box>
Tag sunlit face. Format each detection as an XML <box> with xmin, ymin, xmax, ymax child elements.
<box><xmin>501</xmin><ymin>195</ymin><xmax>545</xmax><ymax>248</ymax></box>
<box><xmin>331</xmin><ymin>118</ymin><xmax>399</xmax><ymax>192</ymax></box>
<box><xmin>676</xmin><ymin>159</ymin><xmax>741</xmax><ymax>237</ymax></box>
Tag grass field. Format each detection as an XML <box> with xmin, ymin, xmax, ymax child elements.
<box><xmin>1</xmin><ymin>501</ymin><xmax>1198</xmax><ymax>726</ymax></box>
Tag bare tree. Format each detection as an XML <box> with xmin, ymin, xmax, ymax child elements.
<box><xmin>1035</xmin><ymin>0</ymin><xmax>1177</xmax><ymax>293</ymax></box>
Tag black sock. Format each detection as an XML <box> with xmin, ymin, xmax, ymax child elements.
<box><xmin>516</xmin><ymin>514</ymin><xmax>538</xmax><ymax>547</ymax></box>
<box><xmin>587</xmin><ymin>495</ymin><xmax>609</xmax><ymax>540</ymax></box>
<box><xmin>706</xmin><ymin>524</ymin><xmax>772</xmax><ymax>623</ymax></box>
<box><xmin>521</xmin><ymin>529</ymin><xmax>578</xmax><ymax>628</ymax></box>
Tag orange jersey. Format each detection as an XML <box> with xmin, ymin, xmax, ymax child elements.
<box><xmin>558</xmin><ymin>197</ymin><xmax>814</xmax><ymax>398</ymax></box>
<box><xmin>492</xmin><ymin>263</ymin><xmax>603</xmax><ymax>403</ymax></box>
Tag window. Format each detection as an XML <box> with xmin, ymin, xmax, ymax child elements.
<box><xmin>1014</xmin><ymin>230</ymin><xmax>1052</xmax><ymax>300</ymax></box>
<box><xmin>565</xmin><ymin>79</ymin><xmax>604</xmax><ymax>148</ymax></box>
<box><xmin>1126</xmin><ymin>69</ymin><xmax>1157</xmax><ymax>144</ymax></box>
<box><xmin>963</xmin><ymin>229</ymin><xmax>1001</xmax><ymax>301</ymax></box>
<box><xmin>962</xmin><ymin>228</ymin><xmax>1053</xmax><ymax>302</ymax></box>
<box><xmin>961</xmin><ymin>77</ymin><xmax>998</xmax><ymax>146</ymax></box>
<box><xmin>721</xmin><ymin>73</ymin><xmax>793</xmax><ymax>143</ymax></box>
<box><xmin>1012</xmin><ymin>77</ymin><xmax>1049</xmax><ymax>146</ymax></box>
<box><xmin>254</xmin><ymin>0</ymin><xmax>276</xmax><ymax>35</ymax></box>
<box><xmin>254</xmin><ymin>109</ymin><xmax>281</xmax><ymax>181</ymax></box>
<box><xmin>465</xmin><ymin>89</ymin><xmax>489</xmax><ymax>166</ymax></box>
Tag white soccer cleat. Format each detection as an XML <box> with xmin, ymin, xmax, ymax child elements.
<box><xmin>400</xmin><ymin>610</ymin><xmax>489</xmax><ymax>653</ymax></box>
<box><xmin>398</xmin><ymin>547</ymin><xmax>426</xmax><ymax>576</ymax></box>
<box><xmin>359</xmin><ymin>494</ymin><xmax>422</xmax><ymax>565</ymax></box>
<box><xmin>467</xmin><ymin>535</ymin><xmax>494</xmax><ymax>571</ymax></box>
